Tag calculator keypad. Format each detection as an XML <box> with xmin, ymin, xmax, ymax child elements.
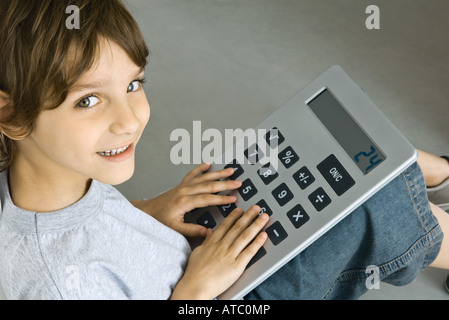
<box><xmin>193</xmin><ymin>128</ymin><xmax>356</xmax><ymax>270</ymax></box>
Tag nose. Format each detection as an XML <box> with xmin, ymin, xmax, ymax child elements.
<box><xmin>109</xmin><ymin>101</ymin><xmax>143</xmax><ymax>136</ymax></box>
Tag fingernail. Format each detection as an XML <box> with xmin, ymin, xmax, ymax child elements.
<box><xmin>260</xmin><ymin>213</ymin><xmax>269</xmax><ymax>220</ymax></box>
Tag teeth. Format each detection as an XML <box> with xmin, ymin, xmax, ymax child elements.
<box><xmin>98</xmin><ymin>145</ymin><xmax>130</xmax><ymax>157</ymax></box>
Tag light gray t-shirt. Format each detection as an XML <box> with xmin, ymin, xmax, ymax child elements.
<box><xmin>0</xmin><ymin>172</ymin><xmax>191</xmax><ymax>300</ymax></box>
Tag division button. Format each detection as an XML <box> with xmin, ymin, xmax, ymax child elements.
<box><xmin>308</xmin><ymin>187</ymin><xmax>331</xmax><ymax>212</ymax></box>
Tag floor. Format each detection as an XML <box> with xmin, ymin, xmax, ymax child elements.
<box><xmin>115</xmin><ymin>0</ymin><xmax>449</xmax><ymax>299</ymax></box>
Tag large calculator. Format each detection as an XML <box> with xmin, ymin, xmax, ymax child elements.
<box><xmin>185</xmin><ymin>65</ymin><xmax>417</xmax><ymax>300</ymax></box>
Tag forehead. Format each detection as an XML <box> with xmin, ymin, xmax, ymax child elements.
<box><xmin>67</xmin><ymin>39</ymin><xmax>143</xmax><ymax>92</ymax></box>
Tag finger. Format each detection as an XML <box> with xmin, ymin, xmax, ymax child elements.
<box><xmin>209</xmin><ymin>207</ymin><xmax>244</xmax><ymax>242</ymax></box>
<box><xmin>182</xmin><ymin>163</ymin><xmax>211</xmax><ymax>183</ymax></box>
<box><xmin>222</xmin><ymin>205</ymin><xmax>262</xmax><ymax>246</ymax></box>
<box><xmin>229</xmin><ymin>213</ymin><xmax>269</xmax><ymax>254</ymax></box>
<box><xmin>190</xmin><ymin>167</ymin><xmax>236</xmax><ymax>184</ymax></box>
<box><xmin>236</xmin><ymin>232</ymin><xmax>268</xmax><ymax>267</ymax></box>
<box><xmin>177</xmin><ymin>223</ymin><xmax>208</xmax><ymax>238</ymax></box>
<box><xmin>183</xmin><ymin>194</ymin><xmax>237</xmax><ymax>212</ymax></box>
<box><xmin>183</xmin><ymin>179</ymin><xmax>242</xmax><ymax>196</ymax></box>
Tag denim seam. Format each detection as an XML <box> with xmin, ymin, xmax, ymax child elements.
<box><xmin>403</xmin><ymin>164</ymin><xmax>433</xmax><ymax>232</ymax></box>
<box><xmin>323</xmin><ymin>223</ymin><xmax>443</xmax><ymax>299</ymax></box>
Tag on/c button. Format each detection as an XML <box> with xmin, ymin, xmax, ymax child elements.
<box><xmin>317</xmin><ymin>154</ymin><xmax>355</xmax><ymax>196</ymax></box>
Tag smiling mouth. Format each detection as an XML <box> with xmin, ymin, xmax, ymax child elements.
<box><xmin>97</xmin><ymin>145</ymin><xmax>130</xmax><ymax>157</ymax></box>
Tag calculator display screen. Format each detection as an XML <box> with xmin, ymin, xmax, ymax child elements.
<box><xmin>307</xmin><ymin>89</ymin><xmax>386</xmax><ymax>175</ymax></box>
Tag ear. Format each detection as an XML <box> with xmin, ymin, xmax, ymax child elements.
<box><xmin>0</xmin><ymin>90</ymin><xmax>13</xmax><ymax>120</ymax></box>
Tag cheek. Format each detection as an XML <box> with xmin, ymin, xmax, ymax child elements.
<box><xmin>33</xmin><ymin>112</ymin><xmax>100</xmax><ymax>159</ymax></box>
<box><xmin>136</xmin><ymin>96</ymin><xmax>150</xmax><ymax>128</ymax></box>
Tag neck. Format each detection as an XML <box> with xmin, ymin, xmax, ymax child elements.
<box><xmin>9</xmin><ymin>156</ymin><xmax>92</xmax><ymax>213</ymax></box>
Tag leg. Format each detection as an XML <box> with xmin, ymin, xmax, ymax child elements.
<box><xmin>416</xmin><ymin>150</ymin><xmax>449</xmax><ymax>269</ymax></box>
<box><xmin>417</xmin><ymin>150</ymin><xmax>449</xmax><ymax>187</ymax></box>
<box><xmin>245</xmin><ymin>163</ymin><xmax>444</xmax><ymax>300</ymax></box>
<box><xmin>429</xmin><ymin>202</ymin><xmax>449</xmax><ymax>269</ymax></box>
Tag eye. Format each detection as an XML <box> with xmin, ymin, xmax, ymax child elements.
<box><xmin>127</xmin><ymin>80</ymin><xmax>140</xmax><ymax>93</ymax></box>
<box><xmin>76</xmin><ymin>95</ymin><xmax>100</xmax><ymax>109</ymax></box>
<box><xmin>127</xmin><ymin>77</ymin><xmax>146</xmax><ymax>93</ymax></box>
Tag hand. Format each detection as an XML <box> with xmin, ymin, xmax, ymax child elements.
<box><xmin>171</xmin><ymin>205</ymin><xmax>269</xmax><ymax>300</ymax></box>
<box><xmin>133</xmin><ymin>163</ymin><xmax>242</xmax><ymax>237</ymax></box>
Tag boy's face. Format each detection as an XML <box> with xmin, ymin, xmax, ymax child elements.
<box><xmin>19</xmin><ymin>39</ymin><xmax>150</xmax><ymax>186</ymax></box>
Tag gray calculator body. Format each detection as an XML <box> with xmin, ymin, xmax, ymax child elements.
<box><xmin>185</xmin><ymin>65</ymin><xmax>417</xmax><ymax>300</ymax></box>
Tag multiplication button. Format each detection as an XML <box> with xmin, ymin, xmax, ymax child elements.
<box><xmin>287</xmin><ymin>204</ymin><xmax>310</xmax><ymax>229</ymax></box>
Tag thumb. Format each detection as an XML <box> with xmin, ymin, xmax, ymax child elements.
<box><xmin>178</xmin><ymin>223</ymin><xmax>208</xmax><ymax>238</ymax></box>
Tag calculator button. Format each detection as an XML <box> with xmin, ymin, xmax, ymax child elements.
<box><xmin>196</xmin><ymin>211</ymin><xmax>216</xmax><ymax>229</ymax></box>
<box><xmin>279</xmin><ymin>146</ymin><xmax>299</xmax><ymax>168</ymax></box>
<box><xmin>287</xmin><ymin>204</ymin><xmax>310</xmax><ymax>229</ymax></box>
<box><xmin>266</xmin><ymin>221</ymin><xmax>288</xmax><ymax>246</ymax></box>
<box><xmin>246</xmin><ymin>247</ymin><xmax>267</xmax><ymax>270</ymax></box>
<box><xmin>256</xmin><ymin>199</ymin><xmax>273</xmax><ymax>216</ymax></box>
<box><xmin>245</xmin><ymin>144</ymin><xmax>264</xmax><ymax>165</ymax></box>
<box><xmin>317</xmin><ymin>154</ymin><xmax>355</xmax><ymax>196</ymax></box>
<box><xmin>217</xmin><ymin>202</ymin><xmax>237</xmax><ymax>217</ymax></box>
<box><xmin>258</xmin><ymin>162</ymin><xmax>279</xmax><ymax>185</ymax></box>
<box><xmin>265</xmin><ymin>127</ymin><xmax>285</xmax><ymax>149</ymax></box>
<box><xmin>272</xmin><ymin>183</ymin><xmax>294</xmax><ymax>207</ymax></box>
<box><xmin>224</xmin><ymin>160</ymin><xmax>244</xmax><ymax>180</ymax></box>
<box><xmin>293</xmin><ymin>166</ymin><xmax>315</xmax><ymax>190</ymax></box>
<box><xmin>308</xmin><ymin>187</ymin><xmax>332</xmax><ymax>212</ymax></box>
<box><xmin>238</xmin><ymin>178</ymin><xmax>258</xmax><ymax>201</ymax></box>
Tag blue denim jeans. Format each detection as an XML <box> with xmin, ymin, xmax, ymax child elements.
<box><xmin>245</xmin><ymin>162</ymin><xmax>444</xmax><ymax>300</ymax></box>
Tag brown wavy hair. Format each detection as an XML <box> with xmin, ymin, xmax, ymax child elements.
<box><xmin>0</xmin><ymin>0</ymin><xmax>149</xmax><ymax>172</ymax></box>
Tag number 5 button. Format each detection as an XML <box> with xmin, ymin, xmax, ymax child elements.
<box><xmin>238</xmin><ymin>178</ymin><xmax>258</xmax><ymax>201</ymax></box>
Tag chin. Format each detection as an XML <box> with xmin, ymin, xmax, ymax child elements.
<box><xmin>96</xmin><ymin>166</ymin><xmax>135</xmax><ymax>186</ymax></box>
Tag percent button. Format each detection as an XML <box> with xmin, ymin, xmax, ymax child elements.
<box><xmin>278</xmin><ymin>146</ymin><xmax>299</xmax><ymax>168</ymax></box>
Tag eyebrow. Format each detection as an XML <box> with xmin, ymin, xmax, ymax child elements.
<box><xmin>69</xmin><ymin>67</ymin><xmax>145</xmax><ymax>94</ymax></box>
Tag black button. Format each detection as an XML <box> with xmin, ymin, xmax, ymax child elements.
<box><xmin>256</xmin><ymin>199</ymin><xmax>273</xmax><ymax>216</ymax></box>
<box><xmin>317</xmin><ymin>154</ymin><xmax>355</xmax><ymax>196</ymax></box>
<box><xmin>272</xmin><ymin>183</ymin><xmax>294</xmax><ymax>207</ymax></box>
<box><xmin>258</xmin><ymin>162</ymin><xmax>279</xmax><ymax>185</ymax></box>
<box><xmin>246</xmin><ymin>247</ymin><xmax>267</xmax><ymax>270</ymax></box>
<box><xmin>293</xmin><ymin>166</ymin><xmax>315</xmax><ymax>190</ymax></box>
<box><xmin>278</xmin><ymin>146</ymin><xmax>299</xmax><ymax>168</ymax></box>
<box><xmin>245</xmin><ymin>144</ymin><xmax>264</xmax><ymax>165</ymax></box>
<box><xmin>197</xmin><ymin>211</ymin><xmax>216</xmax><ymax>229</ymax></box>
<box><xmin>265</xmin><ymin>127</ymin><xmax>285</xmax><ymax>149</ymax></box>
<box><xmin>217</xmin><ymin>202</ymin><xmax>237</xmax><ymax>217</ymax></box>
<box><xmin>238</xmin><ymin>178</ymin><xmax>258</xmax><ymax>201</ymax></box>
<box><xmin>266</xmin><ymin>221</ymin><xmax>288</xmax><ymax>246</ymax></box>
<box><xmin>308</xmin><ymin>187</ymin><xmax>331</xmax><ymax>212</ymax></box>
<box><xmin>224</xmin><ymin>160</ymin><xmax>244</xmax><ymax>180</ymax></box>
<box><xmin>286</xmin><ymin>204</ymin><xmax>310</xmax><ymax>229</ymax></box>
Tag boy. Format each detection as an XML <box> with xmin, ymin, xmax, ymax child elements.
<box><xmin>0</xmin><ymin>0</ymin><xmax>447</xmax><ymax>300</ymax></box>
